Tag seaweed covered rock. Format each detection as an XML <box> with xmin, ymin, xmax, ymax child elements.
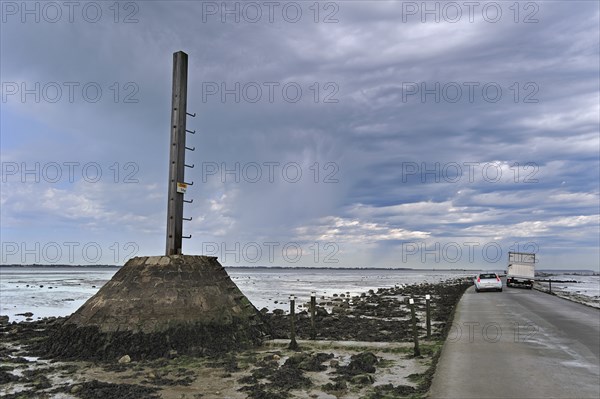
<box><xmin>44</xmin><ymin>255</ymin><xmax>267</xmax><ymax>360</ymax></box>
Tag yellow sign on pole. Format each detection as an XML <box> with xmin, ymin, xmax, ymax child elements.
<box><xmin>176</xmin><ymin>182</ymin><xmax>187</xmax><ymax>194</ymax></box>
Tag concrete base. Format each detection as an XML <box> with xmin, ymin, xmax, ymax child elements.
<box><xmin>44</xmin><ymin>255</ymin><xmax>267</xmax><ymax>360</ymax></box>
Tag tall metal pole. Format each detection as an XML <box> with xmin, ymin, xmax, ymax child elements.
<box><xmin>166</xmin><ymin>51</ymin><xmax>188</xmax><ymax>255</ymax></box>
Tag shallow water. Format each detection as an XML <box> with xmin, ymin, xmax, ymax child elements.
<box><xmin>4</xmin><ymin>267</ymin><xmax>596</xmax><ymax>323</ymax></box>
<box><xmin>0</xmin><ymin>267</ymin><xmax>478</xmax><ymax>322</ymax></box>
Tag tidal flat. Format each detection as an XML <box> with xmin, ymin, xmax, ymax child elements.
<box><xmin>1</xmin><ymin>280</ymin><xmax>471</xmax><ymax>398</ymax></box>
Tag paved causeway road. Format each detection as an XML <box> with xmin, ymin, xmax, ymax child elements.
<box><xmin>429</xmin><ymin>285</ymin><xmax>600</xmax><ymax>399</ymax></box>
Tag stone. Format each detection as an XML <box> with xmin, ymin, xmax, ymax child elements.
<box><xmin>45</xmin><ymin>255</ymin><xmax>267</xmax><ymax>360</ymax></box>
<box><xmin>158</xmin><ymin>256</ymin><xmax>171</xmax><ymax>266</ymax></box>
<box><xmin>70</xmin><ymin>385</ymin><xmax>82</xmax><ymax>394</ymax></box>
<box><xmin>118</xmin><ymin>355</ymin><xmax>131</xmax><ymax>364</ymax></box>
<box><xmin>315</xmin><ymin>307</ymin><xmax>329</xmax><ymax>317</ymax></box>
<box><xmin>351</xmin><ymin>374</ymin><xmax>374</xmax><ymax>385</ymax></box>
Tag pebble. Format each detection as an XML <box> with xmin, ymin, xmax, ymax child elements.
<box><xmin>118</xmin><ymin>355</ymin><xmax>131</xmax><ymax>364</ymax></box>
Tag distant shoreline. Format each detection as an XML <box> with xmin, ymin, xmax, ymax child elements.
<box><xmin>0</xmin><ymin>264</ymin><xmax>597</xmax><ymax>274</ymax></box>
<box><xmin>0</xmin><ymin>263</ymin><xmax>482</xmax><ymax>271</ymax></box>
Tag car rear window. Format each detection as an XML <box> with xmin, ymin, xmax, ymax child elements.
<box><xmin>480</xmin><ymin>274</ymin><xmax>497</xmax><ymax>279</ymax></box>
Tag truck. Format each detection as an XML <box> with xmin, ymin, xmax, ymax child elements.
<box><xmin>506</xmin><ymin>251</ymin><xmax>535</xmax><ymax>289</ymax></box>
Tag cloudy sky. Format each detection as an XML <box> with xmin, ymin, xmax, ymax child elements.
<box><xmin>1</xmin><ymin>1</ymin><xmax>598</xmax><ymax>269</ymax></box>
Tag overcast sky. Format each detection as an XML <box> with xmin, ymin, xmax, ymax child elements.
<box><xmin>1</xmin><ymin>1</ymin><xmax>598</xmax><ymax>269</ymax></box>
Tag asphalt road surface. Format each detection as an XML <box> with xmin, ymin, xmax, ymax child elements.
<box><xmin>429</xmin><ymin>284</ymin><xmax>600</xmax><ymax>398</ymax></box>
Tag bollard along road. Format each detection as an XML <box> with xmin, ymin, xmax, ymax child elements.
<box><xmin>429</xmin><ymin>283</ymin><xmax>600</xmax><ymax>399</ymax></box>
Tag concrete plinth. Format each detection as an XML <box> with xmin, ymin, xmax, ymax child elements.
<box><xmin>45</xmin><ymin>255</ymin><xmax>267</xmax><ymax>360</ymax></box>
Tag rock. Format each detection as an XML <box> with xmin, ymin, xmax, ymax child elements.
<box><xmin>0</xmin><ymin>315</ymin><xmax>9</xmax><ymax>325</ymax></box>
<box><xmin>332</xmin><ymin>306</ymin><xmax>346</xmax><ymax>314</ymax></box>
<box><xmin>273</xmin><ymin>309</ymin><xmax>284</xmax><ymax>316</ymax></box>
<box><xmin>70</xmin><ymin>385</ymin><xmax>82</xmax><ymax>394</ymax></box>
<box><xmin>118</xmin><ymin>355</ymin><xmax>131</xmax><ymax>364</ymax></box>
<box><xmin>0</xmin><ymin>370</ymin><xmax>19</xmax><ymax>384</ymax></box>
<box><xmin>351</xmin><ymin>374</ymin><xmax>374</xmax><ymax>385</ymax></box>
<box><xmin>323</xmin><ymin>380</ymin><xmax>347</xmax><ymax>392</ymax></box>
<box><xmin>341</xmin><ymin>352</ymin><xmax>378</xmax><ymax>375</ymax></box>
<box><xmin>263</xmin><ymin>353</ymin><xmax>280</xmax><ymax>362</ymax></box>
<box><xmin>315</xmin><ymin>306</ymin><xmax>329</xmax><ymax>317</ymax></box>
<box><xmin>16</xmin><ymin>312</ymin><xmax>33</xmax><ymax>317</ymax></box>
<box><xmin>372</xmin><ymin>383</ymin><xmax>416</xmax><ymax>396</ymax></box>
<box><xmin>298</xmin><ymin>353</ymin><xmax>334</xmax><ymax>371</ymax></box>
<box><xmin>34</xmin><ymin>376</ymin><xmax>52</xmax><ymax>389</ymax></box>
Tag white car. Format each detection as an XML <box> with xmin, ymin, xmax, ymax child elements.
<box><xmin>475</xmin><ymin>272</ymin><xmax>503</xmax><ymax>292</ymax></box>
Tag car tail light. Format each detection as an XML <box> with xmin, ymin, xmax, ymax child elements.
<box><xmin>496</xmin><ymin>276</ymin><xmax>501</xmax><ymax>282</ymax></box>
<box><xmin>477</xmin><ymin>277</ymin><xmax>480</xmax><ymax>282</ymax></box>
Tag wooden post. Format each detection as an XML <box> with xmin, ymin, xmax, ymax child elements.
<box><xmin>549</xmin><ymin>279</ymin><xmax>552</xmax><ymax>294</ymax></box>
<box><xmin>310</xmin><ymin>291</ymin><xmax>316</xmax><ymax>340</ymax></box>
<box><xmin>425</xmin><ymin>294</ymin><xmax>431</xmax><ymax>339</ymax></box>
<box><xmin>409</xmin><ymin>298</ymin><xmax>420</xmax><ymax>356</ymax></box>
<box><xmin>289</xmin><ymin>295</ymin><xmax>298</xmax><ymax>350</ymax></box>
<box><xmin>166</xmin><ymin>51</ymin><xmax>188</xmax><ymax>255</ymax></box>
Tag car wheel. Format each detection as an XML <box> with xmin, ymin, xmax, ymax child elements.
<box><xmin>475</xmin><ymin>288</ymin><xmax>480</xmax><ymax>293</ymax></box>
<box><xmin>499</xmin><ymin>288</ymin><xmax>503</xmax><ymax>292</ymax></box>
